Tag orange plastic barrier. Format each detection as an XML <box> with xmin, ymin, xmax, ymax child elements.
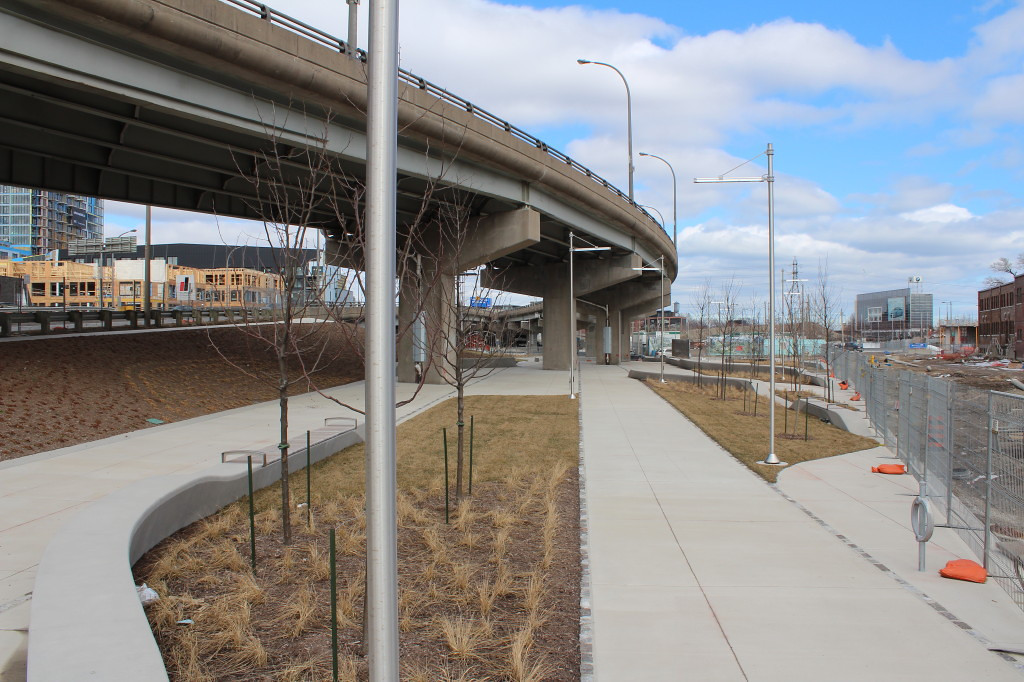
<box><xmin>871</xmin><ymin>464</ymin><xmax>906</xmax><ymax>475</ymax></box>
<box><xmin>939</xmin><ymin>559</ymin><xmax>987</xmax><ymax>583</ymax></box>
<box><xmin>838</xmin><ymin>381</ymin><xmax>849</xmax><ymax>390</ymax></box>
<box><xmin>851</xmin><ymin>392</ymin><xmax>861</xmax><ymax>401</ymax></box>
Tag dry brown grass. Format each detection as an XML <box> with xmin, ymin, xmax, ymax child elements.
<box><xmin>648</xmin><ymin>379</ymin><xmax>878</xmax><ymax>483</ymax></box>
<box><xmin>136</xmin><ymin>394</ymin><xmax>581</xmax><ymax>681</ymax></box>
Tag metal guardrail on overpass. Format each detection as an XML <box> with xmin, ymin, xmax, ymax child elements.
<box><xmin>222</xmin><ymin>0</ymin><xmax>663</xmax><ymax>233</ymax></box>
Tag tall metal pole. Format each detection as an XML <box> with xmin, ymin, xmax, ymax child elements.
<box><xmin>569</xmin><ymin>231</ymin><xmax>576</xmax><ymax>399</ymax></box>
<box><xmin>365</xmin><ymin>0</ymin><xmax>400</xmax><ymax>677</ymax></box>
<box><xmin>694</xmin><ymin>143</ymin><xmax>781</xmax><ymax>465</ymax></box>
<box><xmin>346</xmin><ymin>0</ymin><xmax>360</xmax><ymax>57</ymax></box>
<box><xmin>98</xmin><ymin>242</ymin><xmax>104</xmax><ymax>310</ymax></box>
<box><xmin>143</xmin><ymin>206</ymin><xmax>152</xmax><ymax>326</ymax></box>
<box><xmin>577</xmin><ymin>59</ymin><xmax>633</xmax><ymax>202</ymax></box>
<box><xmin>659</xmin><ymin>255</ymin><xmax>666</xmax><ymax>383</ymax></box>
<box><xmin>639</xmin><ymin>152</ymin><xmax>677</xmax><ymax>247</ymax></box>
<box><xmin>765</xmin><ymin>143</ymin><xmax>779</xmax><ymax>464</ymax></box>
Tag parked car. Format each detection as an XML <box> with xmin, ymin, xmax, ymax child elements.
<box><xmin>843</xmin><ymin>341</ymin><xmax>862</xmax><ymax>351</ymax></box>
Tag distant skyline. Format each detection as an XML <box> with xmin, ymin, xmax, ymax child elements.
<box><xmin>104</xmin><ymin>0</ymin><xmax>1024</xmax><ymax>319</ymax></box>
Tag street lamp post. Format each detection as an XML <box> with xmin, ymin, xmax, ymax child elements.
<box><xmin>569</xmin><ymin>232</ymin><xmax>611</xmax><ymax>398</ymax></box>
<box><xmin>695</xmin><ymin>143</ymin><xmax>783</xmax><ymax>466</ymax></box>
<box><xmin>143</xmin><ymin>206</ymin><xmax>152</xmax><ymax>325</ymax></box>
<box><xmin>346</xmin><ymin>0</ymin><xmax>360</xmax><ymax>57</ymax></box>
<box><xmin>639</xmin><ymin>152</ymin><xmax>678</xmax><ymax>247</ymax></box>
<box><xmin>577</xmin><ymin>59</ymin><xmax>634</xmax><ymax>202</ymax></box>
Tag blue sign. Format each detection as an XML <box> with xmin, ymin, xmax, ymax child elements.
<box><xmin>909</xmin><ymin>343</ymin><xmax>927</xmax><ymax>349</ymax></box>
<box><xmin>469</xmin><ymin>297</ymin><xmax>492</xmax><ymax>308</ymax></box>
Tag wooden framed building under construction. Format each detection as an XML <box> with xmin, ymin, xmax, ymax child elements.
<box><xmin>0</xmin><ymin>259</ymin><xmax>282</xmax><ymax>311</ymax></box>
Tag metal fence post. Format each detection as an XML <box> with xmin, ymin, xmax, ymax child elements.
<box><xmin>985</xmin><ymin>392</ymin><xmax>994</xmax><ymax>571</ymax></box>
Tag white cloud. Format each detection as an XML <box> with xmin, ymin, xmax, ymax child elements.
<box><xmin>899</xmin><ymin>203</ymin><xmax>975</xmax><ymax>223</ymax></box>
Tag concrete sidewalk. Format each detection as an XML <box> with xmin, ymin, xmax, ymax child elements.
<box><xmin>0</xmin><ymin>362</ymin><xmax>564</xmax><ymax>681</ymax></box>
<box><xmin>581</xmin><ymin>362</ymin><xmax>1023</xmax><ymax>681</ymax></box>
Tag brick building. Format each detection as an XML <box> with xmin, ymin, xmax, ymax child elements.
<box><xmin>978</xmin><ymin>280</ymin><xmax>1018</xmax><ymax>357</ymax></box>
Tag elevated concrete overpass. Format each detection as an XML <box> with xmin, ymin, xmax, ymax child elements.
<box><xmin>0</xmin><ymin>0</ymin><xmax>676</xmax><ymax>377</ymax></box>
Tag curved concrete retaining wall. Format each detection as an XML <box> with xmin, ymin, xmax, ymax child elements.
<box><xmin>666</xmin><ymin>356</ymin><xmax>804</xmax><ymax>380</ymax></box>
<box><xmin>28</xmin><ymin>429</ymin><xmax>361</xmax><ymax>681</ymax></box>
<box><xmin>628</xmin><ymin>368</ymin><xmax>754</xmax><ymax>393</ymax></box>
<box><xmin>634</xmin><ymin>364</ymin><xmax>863</xmax><ymax>435</ymax></box>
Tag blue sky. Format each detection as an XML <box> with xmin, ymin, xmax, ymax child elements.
<box><xmin>105</xmin><ymin>0</ymin><xmax>1024</xmax><ymax>320</ymax></box>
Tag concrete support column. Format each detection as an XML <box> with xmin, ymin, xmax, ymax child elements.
<box><xmin>421</xmin><ymin>270</ymin><xmax>457</xmax><ymax>385</ymax></box>
<box><xmin>584</xmin><ymin>318</ymin><xmax>598</xmax><ymax>360</ymax></box>
<box><xmin>606</xmin><ymin>305</ymin><xmax>624</xmax><ymax>364</ymax></box>
<box><xmin>542</xmin><ymin>266</ymin><xmax>571</xmax><ymax>371</ymax></box>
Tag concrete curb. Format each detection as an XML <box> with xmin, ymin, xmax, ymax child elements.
<box><xmin>27</xmin><ymin>429</ymin><xmax>361</xmax><ymax>681</ymax></box>
<box><xmin>628</xmin><ymin>367</ymin><xmax>754</xmax><ymax>392</ymax></box>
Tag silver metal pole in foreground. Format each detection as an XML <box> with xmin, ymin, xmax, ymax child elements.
<box><xmin>695</xmin><ymin>143</ymin><xmax>783</xmax><ymax>466</ymax></box>
<box><xmin>365</xmin><ymin>0</ymin><xmax>400</xmax><ymax>677</ymax></box>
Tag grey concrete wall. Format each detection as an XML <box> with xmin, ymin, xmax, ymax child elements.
<box><xmin>28</xmin><ymin>429</ymin><xmax>361</xmax><ymax>681</ymax></box>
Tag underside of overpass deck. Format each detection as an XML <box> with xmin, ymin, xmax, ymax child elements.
<box><xmin>0</xmin><ymin>0</ymin><xmax>676</xmax><ymax>379</ymax></box>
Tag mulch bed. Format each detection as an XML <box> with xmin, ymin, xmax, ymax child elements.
<box><xmin>0</xmin><ymin>324</ymin><xmax>362</xmax><ymax>462</ymax></box>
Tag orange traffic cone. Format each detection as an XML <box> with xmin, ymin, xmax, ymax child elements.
<box><xmin>829</xmin><ymin>371</ymin><xmax>835</xmax><ymax>378</ymax></box>
<box><xmin>838</xmin><ymin>381</ymin><xmax>849</xmax><ymax>390</ymax></box>
<box><xmin>851</xmin><ymin>392</ymin><xmax>862</xmax><ymax>401</ymax></box>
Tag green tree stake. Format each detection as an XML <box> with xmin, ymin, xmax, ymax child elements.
<box><xmin>306</xmin><ymin>430</ymin><xmax>312</xmax><ymax>528</ymax></box>
<box><xmin>469</xmin><ymin>415</ymin><xmax>475</xmax><ymax>496</ymax></box>
<box><xmin>443</xmin><ymin>427</ymin><xmax>450</xmax><ymax>524</ymax></box>
<box><xmin>804</xmin><ymin>397</ymin><xmax>809</xmax><ymax>441</ymax></box>
<box><xmin>330</xmin><ymin>528</ymin><xmax>338</xmax><ymax>682</ymax></box>
<box><xmin>247</xmin><ymin>456</ymin><xmax>256</xmax><ymax>570</ymax></box>
<box><xmin>784</xmin><ymin>391</ymin><xmax>789</xmax><ymax>432</ymax></box>
<box><xmin>743</xmin><ymin>385</ymin><xmax>747</xmax><ymax>413</ymax></box>
<box><xmin>753</xmin><ymin>384</ymin><xmax>758</xmax><ymax>417</ymax></box>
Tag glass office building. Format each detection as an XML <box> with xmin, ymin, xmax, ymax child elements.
<box><xmin>0</xmin><ymin>186</ymin><xmax>103</xmax><ymax>259</ymax></box>
<box><xmin>855</xmin><ymin>287</ymin><xmax>934</xmax><ymax>342</ymax></box>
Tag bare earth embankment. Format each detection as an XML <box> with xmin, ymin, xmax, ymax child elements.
<box><xmin>0</xmin><ymin>325</ymin><xmax>363</xmax><ymax>462</ymax></box>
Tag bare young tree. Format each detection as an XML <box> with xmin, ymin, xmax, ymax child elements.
<box><xmin>814</xmin><ymin>258</ymin><xmax>841</xmax><ymax>402</ymax></box>
<box><xmin>210</xmin><ymin>107</ymin><xmax>447</xmax><ymax>544</ymax></box>
<box><xmin>715</xmin><ymin>278</ymin><xmax>740</xmax><ymax>399</ymax></box>
<box><xmin>212</xmin><ymin>117</ymin><xmax>356</xmax><ymax>546</ymax></box>
<box><xmin>692</xmin><ymin>279</ymin><xmax>712</xmax><ymax>388</ymax></box>
<box><xmin>419</xmin><ymin>195</ymin><xmax>514</xmax><ymax>501</ymax></box>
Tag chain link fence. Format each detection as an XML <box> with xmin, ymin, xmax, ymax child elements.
<box><xmin>834</xmin><ymin>351</ymin><xmax>1024</xmax><ymax>612</ymax></box>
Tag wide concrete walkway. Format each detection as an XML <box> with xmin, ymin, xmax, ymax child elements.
<box><xmin>580</xmin><ymin>362</ymin><xmax>1024</xmax><ymax>681</ymax></box>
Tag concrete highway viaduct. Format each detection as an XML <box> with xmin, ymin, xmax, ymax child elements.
<box><xmin>0</xmin><ymin>0</ymin><xmax>677</xmax><ymax>380</ymax></box>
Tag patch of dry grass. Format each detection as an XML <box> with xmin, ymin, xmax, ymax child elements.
<box><xmin>136</xmin><ymin>394</ymin><xmax>581</xmax><ymax>681</ymax></box>
<box><xmin>648</xmin><ymin>379</ymin><xmax>878</xmax><ymax>483</ymax></box>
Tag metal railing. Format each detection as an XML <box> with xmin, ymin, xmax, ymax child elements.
<box><xmin>835</xmin><ymin>351</ymin><xmax>1024</xmax><ymax>612</ymax></box>
<box><xmin>219</xmin><ymin>0</ymin><xmax>663</xmax><ymax>233</ymax></box>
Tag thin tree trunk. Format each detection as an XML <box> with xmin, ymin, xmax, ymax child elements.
<box><xmin>279</xmin><ymin>353</ymin><xmax>292</xmax><ymax>545</ymax></box>
<box><xmin>455</xmin><ymin>378</ymin><xmax>465</xmax><ymax>500</ymax></box>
